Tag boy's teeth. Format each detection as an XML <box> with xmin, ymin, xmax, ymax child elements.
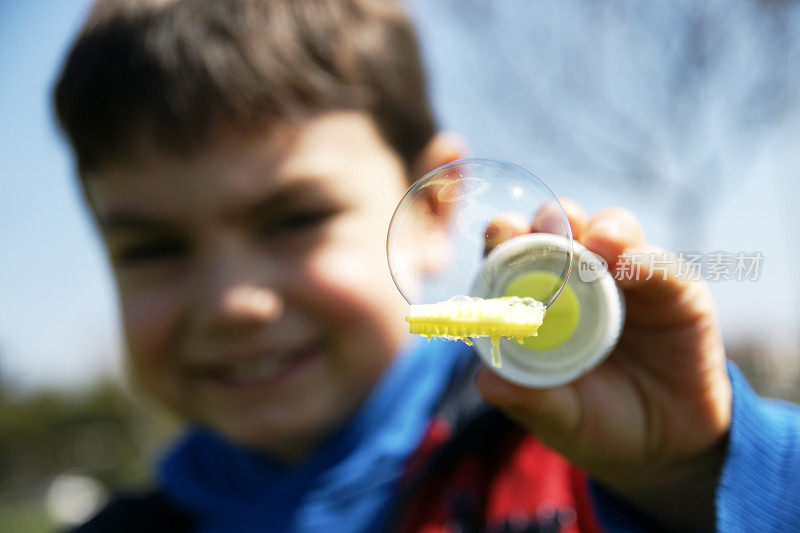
<box><xmin>229</xmin><ymin>357</ymin><xmax>285</xmax><ymax>382</ymax></box>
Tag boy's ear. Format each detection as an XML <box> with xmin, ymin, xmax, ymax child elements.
<box><xmin>413</xmin><ymin>132</ymin><xmax>469</xmax><ymax>178</ymax></box>
<box><xmin>412</xmin><ymin>132</ymin><xmax>469</xmax><ymax>220</ymax></box>
<box><xmin>411</xmin><ymin>132</ymin><xmax>470</xmax><ymax>274</ymax></box>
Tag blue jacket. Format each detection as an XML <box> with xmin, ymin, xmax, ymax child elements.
<box><xmin>74</xmin><ymin>354</ymin><xmax>800</xmax><ymax>532</ymax></box>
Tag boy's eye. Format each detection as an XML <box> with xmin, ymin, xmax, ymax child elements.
<box><xmin>268</xmin><ymin>209</ymin><xmax>337</xmax><ymax>234</ymax></box>
<box><xmin>114</xmin><ymin>240</ymin><xmax>187</xmax><ymax>266</ymax></box>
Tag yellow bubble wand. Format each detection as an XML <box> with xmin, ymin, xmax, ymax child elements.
<box><xmin>405</xmin><ymin>295</ymin><xmax>545</xmax><ymax>368</ymax></box>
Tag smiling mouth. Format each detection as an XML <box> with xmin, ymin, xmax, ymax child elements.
<box><xmin>188</xmin><ymin>344</ymin><xmax>322</xmax><ymax>389</ymax></box>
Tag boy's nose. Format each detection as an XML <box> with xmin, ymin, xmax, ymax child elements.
<box><xmin>224</xmin><ymin>285</ymin><xmax>283</xmax><ymax>321</ymax></box>
<box><xmin>198</xmin><ymin>283</ymin><xmax>284</xmax><ymax>337</ymax></box>
<box><xmin>194</xmin><ymin>241</ymin><xmax>285</xmax><ymax>336</ymax></box>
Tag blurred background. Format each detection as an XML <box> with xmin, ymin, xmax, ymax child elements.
<box><xmin>2</xmin><ymin>0</ymin><xmax>799</xmax><ymax>530</ymax></box>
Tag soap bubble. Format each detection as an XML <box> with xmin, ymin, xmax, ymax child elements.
<box><xmin>387</xmin><ymin>158</ymin><xmax>573</xmax><ymax>308</ymax></box>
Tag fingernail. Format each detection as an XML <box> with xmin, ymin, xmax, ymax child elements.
<box><xmin>484</xmin><ymin>214</ymin><xmax>530</xmax><ymax>256</ymax></box>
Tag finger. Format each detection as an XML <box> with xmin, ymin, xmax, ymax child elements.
<box><xmin>483</xmin><ymin>212</ymin><xmax>531</xmax><ymax>257</ymax></box>
<box><xmin>613</xmin><ymin>245</ymin><xmax>716</xmax><ymax>328</ymax></box>
<box><xmin>583</xmin><ymin>210</ymin><xmax>704</xmax><ymax>320</ymax></box>
<box><xmin>532</xmin><ymin>198</ymin><xmax>587</xmax><ymax>243</ymax></box>
<box><xmin>613</xmin><ymin>245</ymin><xmax>688</xmax><ymax>297</ymax></box>
<box><xmin>582</xmin><ymin>208</ymin><xmax>646</xmax><ymax>269</ymax></box>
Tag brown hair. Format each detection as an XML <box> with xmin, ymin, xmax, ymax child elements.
<box><xmin>53</xmin><ymin>0</ymin><xmax>436</xmax><ymax>176</ymax></box>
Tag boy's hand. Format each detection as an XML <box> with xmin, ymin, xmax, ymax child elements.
<box><xmin>477</xmin><ymin>200</ymin><xmax>731</xmax><ymax>532</ymax></box>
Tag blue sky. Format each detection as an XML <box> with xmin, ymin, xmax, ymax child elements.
<box><xmin>1</xmin><ymin>0</ymin><xmax>798</xmax><ymax>390</ymax></box>
<box><xmin>0</xmin><ymin>0</ymin><xmax>123</xmax><ymax>388</ymax></box>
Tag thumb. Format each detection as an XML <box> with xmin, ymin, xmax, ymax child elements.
<box><xmin>475</xmin><ymin>367</ymin><xmax>581</xmax><ymax>449</ymax></box>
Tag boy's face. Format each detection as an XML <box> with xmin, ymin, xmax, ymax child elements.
<box><xmin>88</xmin><ymin>112</ymin><xmax>413</xmax><ymax>460</ymax></box>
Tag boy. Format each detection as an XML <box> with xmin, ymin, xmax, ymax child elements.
<box><xmin>53</xmin><ymin>0</ymin><xmax>800</xmax><ymax>531</ymax></box>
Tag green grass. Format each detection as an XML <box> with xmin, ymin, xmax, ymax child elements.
<box><xmin>0</xmin><ymin>498</ymin><xmax>55</xmax><ymax>533</ymax></box>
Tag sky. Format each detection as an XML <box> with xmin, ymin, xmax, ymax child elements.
<box><xmin>0</xmin><ymin>0</ymin><xmax>123</xmax><ymax>388</ymax></box>
<box><xmin>1</xmin><ymin>0</ymin><xmax>798</xmax><ymax>390</ymax></box>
